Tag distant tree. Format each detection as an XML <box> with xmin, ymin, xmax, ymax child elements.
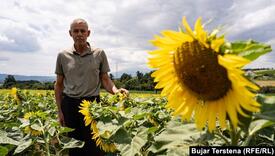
<box><xmin>136</xmin><ymin>71</ymin><xmax>144</xmax><ymax>81</ymax></box>
<box><xmin>3</xmin><ymin>75</ymin><xmax>16</xmax><ymax>88</ymax></box>
<box><xmin>120</xmin><ymin>73</ymin><xmax>132</xmax><ymax>82</ymax></box>
<box><xmin>114</xmin><ymin>80</ymin><xmax>123</xmax><ymax>88</ymax></box>
<box><xmin>32</xmin><ymin>83</ymin><xmax>44</xmax><ymax>90</ymax></box>
<box><xmin>125</xmin><ymin>78</ymin><xmax>139</xmax><ymax>90</ymax></box>
<box><xmin>44</xmin><ymin>82</ymin><xmax>54</xmax><ymax>90</ymax></box>
<box><xmin>109</xmin><ymin>73</ymin><xmax>114</xmax><ymax>80</ymax></box>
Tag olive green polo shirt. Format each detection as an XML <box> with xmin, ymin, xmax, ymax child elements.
<box><xmin>55</xmin><ymin>45</ymin><xmax>110</xmax><ymax>98</ymax></box>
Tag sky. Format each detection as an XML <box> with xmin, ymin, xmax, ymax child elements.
<box><xmin>0</xmin><ymin>0</ymin><xmax>274</xmax><ymax>77</ymax></box>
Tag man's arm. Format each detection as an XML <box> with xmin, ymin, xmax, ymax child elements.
<box><xmin>100</xmin><ymin>72</ymin><xmax>128</xmax><ymax>95</ymax></box>
<box><xmin>54</xmin><ymin>75</ymin><xmax>65</xmax><ymax>126</ymax></box>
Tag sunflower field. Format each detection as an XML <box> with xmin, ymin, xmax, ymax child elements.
<box><xmin>0</xmin><ymin>88</ymin><xmax>275</xmax><ymax>156</ymax></box>
<box><xmin>1</xmin><ymin>17</ymin><xmax>275</xmax><ymax>156</ymax></box>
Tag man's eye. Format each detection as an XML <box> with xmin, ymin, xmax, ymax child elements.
<box><xmin>73</xmin><ymin>29</ymin><xmax>86</xmax><ymax>33</ymax></box>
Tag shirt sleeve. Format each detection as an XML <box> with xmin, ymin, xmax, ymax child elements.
<box><xmin>55</xmin><ymin>53</ymin><xmax>64</xmax><ymax>75</ymax></box>
<box><xmin>100</xmin><ymin>50</ymin><xmax>110</xmax><ymax>73</ymax></box>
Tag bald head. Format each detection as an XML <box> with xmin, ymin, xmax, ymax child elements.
<box><xmin>70</xmin><ymin>18</ymin><xmax>89</xmax><ymax>30</ymax></box>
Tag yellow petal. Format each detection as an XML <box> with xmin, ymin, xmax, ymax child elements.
<box><xmin>182</xmin><ymin>16</ymin><xmax>195</xmax><ymax>38</ymax></box>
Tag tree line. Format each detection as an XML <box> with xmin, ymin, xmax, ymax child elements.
<box><xmin>0</xmin><ymin>75</ymin><xmax>54</xmax><ymax>90</ymax></box>
<box><xmin>0</xmin><ymin>71</ymin><xmax>157</xmax><ymax>91</ymax></box>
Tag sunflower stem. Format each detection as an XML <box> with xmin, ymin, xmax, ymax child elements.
<box><xmin>38</xmin><ymin>119</ymin><xmax>51</xmax><ymax>156</ymax></box>
<box><xmin>229</xmin><ymin>124</ymin><xmax>239</xmax><ymax>146</ymax></box>
<box><xmin>214</xmin><ymin>130</ymin><xmax>230</xmax><ymax>145</ymax></box>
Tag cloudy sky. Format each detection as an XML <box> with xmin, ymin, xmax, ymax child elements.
<box><xmin>0</xmin><ymin>0</ymin><xmax>274</xmax><ymax>77</ymax></box>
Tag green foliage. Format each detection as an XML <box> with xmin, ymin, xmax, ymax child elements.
<box><xmin>1</xmin><ymin>89</ymin><xmax>275</xmax><ymax>155</ymax></box>
<box><xmin>116</xmin><ymin>71</ymin><xmax>156</xmax><ymax>91</ymax></box>
<box><xmin>220</xmin><ymin>40</ymin><xmax>272</xmax><ymax>61</ymax></box>
<box><xmin>0</xmin><ymin>90</ymin><xmax>83</xmax><ymax>155</ymax></box>
<box><xmin>1</xmin><ymin>75</ymin><xmax>55</xmax><ymax>90</ymax></box>
<box><xmin>3</xmin><ymin>75</ymin><xmax>16</xmax><ymax>89</ymax></box>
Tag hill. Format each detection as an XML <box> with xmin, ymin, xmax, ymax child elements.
<box><xmin>0</xmin><ymin>74</ymin><xmax>55</xmax><ymax>83</ymax></box>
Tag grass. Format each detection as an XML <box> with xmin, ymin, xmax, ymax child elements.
<box><xmin>254</xmin><ymin>69</ymin><xmax>275</xmax><ymax>75</ymax></box>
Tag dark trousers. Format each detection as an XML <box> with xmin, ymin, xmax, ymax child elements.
<box><xmin>61</xmin><ymin>95</ymin><xmax>105</xmax><ymax>156</ymax></box>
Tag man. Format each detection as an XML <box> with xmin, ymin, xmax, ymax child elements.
<box><xmin>54</xmin><ymin>18</ymin><xmax>128</xmax><ymax>156</ymax></box>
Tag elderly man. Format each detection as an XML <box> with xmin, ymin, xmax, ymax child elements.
<box><xmin>54</xmin><ymin>18</ymin><xmax>128</xmax><ymax>156</ymax></box>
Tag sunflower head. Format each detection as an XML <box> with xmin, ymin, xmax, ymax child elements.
<box><xmin>89</xmin><ymin>114</ymin><xmax>117</xmax><ymax>152</ymax></box>
<box><xmin>79</xmin><ymin>100</ymin><xmax>117</xmax><ymax>152</ymax></box>
<box><xmin>11</xmin><ymin>87</ymin><xmax>17</xmax><ymax>96</ymax></box>
<box><xmin>23</xmin><ymin>111</ymin><xmax>43</xmax><ymax>136</ymax></box>
<box><xmin>79</xmin><ymin>100</ymin><xmax>93</xmax><ymax>126</ymax></box>
<box><xmin>24</xmin><ymin>126</ymin><xmax>43</xmax><ymax>136</ymax></box>
<box><xmin>24</xmin><ymin>112</ymin><xmax>36</xmax><ymax>120</ymax></box>
<box><xmin>174</xmin><ymin>40</ymin><xmax>232</xmax><ymax>101</ymax></box>
<box><xmin>148</xmin><ymin>17</ymin><xmax>260</xmax><ymax>132</ymax></box>
<box><xmin>11</xmin><ymin>87</ymin><xmax>20</xmax><ymax>103</ymax></box>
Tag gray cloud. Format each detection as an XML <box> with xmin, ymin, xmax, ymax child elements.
<box><xmin>0</xmin><ymin>0</ymin><xmax>274</xmax><ymax>76</ymax></box>
<box><xmin>0</xmin><ymin>24</ymin><xmax>40</xmax><ymax>53</ymax></box>
<box><xmin>94</xmin><ymin>0</ymin><xmax>235</xmax><ymax>50</ymax></box>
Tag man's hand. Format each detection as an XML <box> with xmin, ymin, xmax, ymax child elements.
<box><xmin>116</xmin><ymin>88</ymin><xmax>129</xmax><ymax>96</ymax></box>
<box><xmin>58</xmin><ymin>111</ymin><xmax>65</xmax><ymax>126</ymax></box>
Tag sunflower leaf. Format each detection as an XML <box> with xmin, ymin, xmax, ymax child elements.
<box><xmin>220</xmin><ymin>40</ymin><xmax>272</xmax><ymax>61</ymax></box>
<box><xmin>0</xmin><ymin>130</ymin><xmax>19</xmax><ymax>145</ymax></box>
<box><xmin>59</xmin><ymin>137</ymin><xmax>84</xmax><ymax>149</ymax></box>
<box><xmin>148</xmin><ymin>119</ymin><xmax>202</xmax><ymax>155</ymax></box>
<box><xmin>14</xmin><ymin>139</ymin><xmax>32</xmax><ymax>154</ymax></box>
<box><xmin>242</xmin><ymin>119</ymin><xmax>275</xmax><ymax>146</ymax></box>
<box><xmin>118</xmin><ymin>127</ymin><xmax>148</xmax><ymax>156</ymax></box>
<box><xmin>255</xmin><ymin>95</ymin><xmax>275</xmax><ymax>121</ymax></box>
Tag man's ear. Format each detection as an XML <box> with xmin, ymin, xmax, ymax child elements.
<box><xmin>69</xmin><ymin>30</ymin><xmax>72</xmax><ymax>37</ymax></box>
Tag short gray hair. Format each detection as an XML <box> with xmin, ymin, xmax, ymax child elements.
<box><xmin>70</xmin><ymin>18</ymin><xmax>89</xmax><ymax>30</ymax></box>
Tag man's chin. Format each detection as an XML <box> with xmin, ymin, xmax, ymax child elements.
<box><xmin>75</xmin><ymin>41</ymin><xmax>87</xmax><ymax>45</ymax></box>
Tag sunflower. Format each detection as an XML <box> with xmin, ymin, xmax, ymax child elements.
<box><xmin>23</xmin><ymin>112</ymin><xmax>43</xmax><ymax>136</ymax></box>
<box><xmin>79</xmin><ymin>100</ymin><xmax>117</xmax><ymax>152</ymax></box>
<box><xmin>148</xmin><ymin>17</ymin><xmax>260</xmax><ymax>132</ymax></box>
<box><xmin>79</xmin><ymin>100</ymin><xmax>93</xmax><ymax>126</ymax></box>
<box><xmin>11</xmin><ymin>87</ymin><xmax>20</xmax><ymax>103</ymax></box>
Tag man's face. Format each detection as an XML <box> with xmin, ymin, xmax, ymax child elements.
<box><xmin>69</xmin><ymin>23</ymin><xmax>90</xmax><ymax>45</ymax></box>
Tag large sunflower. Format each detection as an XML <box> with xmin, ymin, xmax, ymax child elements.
<box><xmin>148</xmin><ymin>17</ymin><xmax>260</xmax><ymax>132</ymax></box>
<box><xmin>79</xmin><ymin>100</ymin><xmax>117</xmax><ymax>152</ymax></box>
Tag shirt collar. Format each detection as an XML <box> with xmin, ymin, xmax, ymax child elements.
<box><xmin>70</xmin><ymin>42</ymin><xmax>93</xmax><ymax>56</ymax></box>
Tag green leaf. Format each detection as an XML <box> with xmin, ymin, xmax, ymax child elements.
<box><xmin>221</xmin><ymin>40</ymin><xmax>272</xmax><ymax>61</ymax></box>
<box><xmin>133</xmin><ymin>113</ymin><xmax>147</xmax><ymax>120</ymax></box>
<box><xmin>14</xmin><ymin>139</ymin><xmax>32</xmax><ymax>154</ymax></box>
<box><xmin>61</xmin><ymin>137</ymin><xmax>84</xmax><ymax>149</ymax></box>
<box><xmin>148</xmin><ymin>127</ymin><xmax>158</xmax><ymax>134</ymax></box>
<box><xmin>0</xmin><ymin>146</ymin><xmax>9</xmax><ymax>156</ymax></box>
<box><xmin>243</xmin><ymin>119</ymin><xmax>275</xmax><ymax>146</ymax></box>
<box><xmin>111</xmin><ymin>127</ymin><xmax>132</xmax><ymax>144</ymax></box>
<box><xmin>148</xmin><ymin>119</ymin><xmax>202</xmax><ymax>155</ymax></box>
<box><xmin>0</xmin><ymin>130</ymin><xmax>19</xmax><ymax>145</ymax></box>
<box><xmin>30</xmin><ymin>123</ymin><xmax>43</xmax><ymax>131</ymax></box>
<box><xmin>249</xmin><ymin>119</ymin><xmax>275</xmax><ymax>136</ymax></box>
<box><xmin>255</xmin><ymin>95</ymin><xmax>275</xmax><ymax>121</ymax></box>
<box><xmin>97</xmin><ymin>120</ymin><xmax>119</xmax><ymax>131</ymax></box>
<box><xmin>118</xmin><ymin>128</ymin><xmax>148</xmax><ymax>156</ymax></box>
<box><xmin>58</xmin><ymin>127</ymin><xmax>75</xmax><ymax>134</ymax></box>
<box><xmin>48</xmin><ymin>127</ymin><xmax>56</xmax><ymax>136</ymax></box>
